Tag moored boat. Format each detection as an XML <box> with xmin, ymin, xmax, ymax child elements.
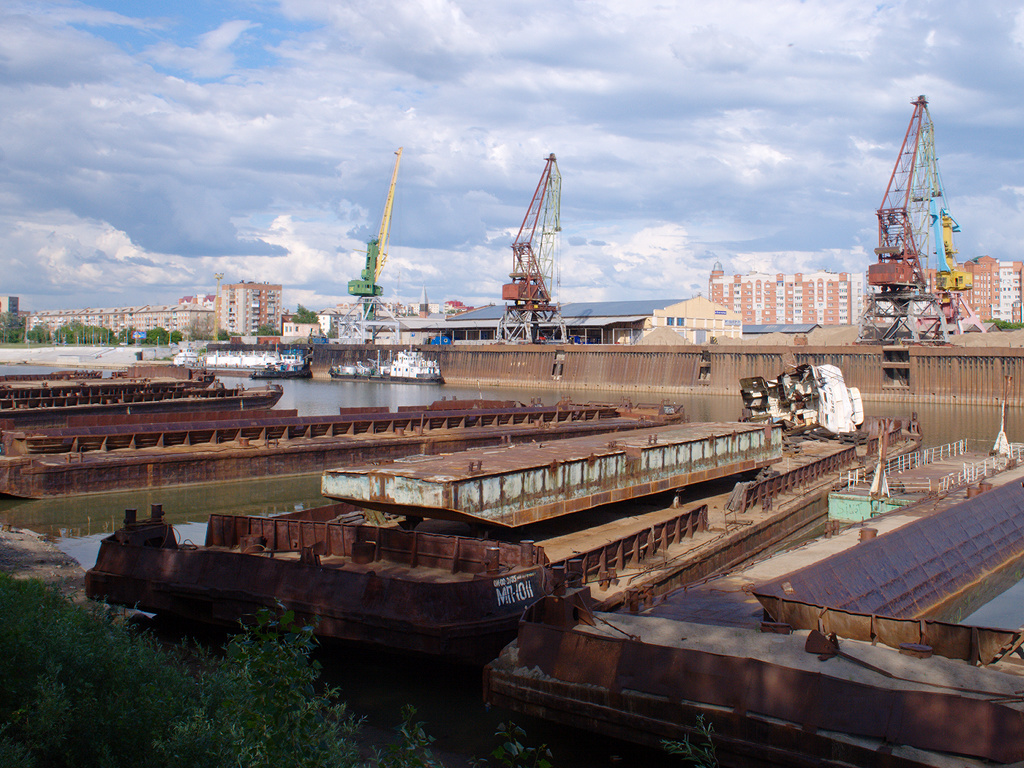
<box><xmin>329</xmin><ymin>349</ymin><xmax>442</xmax><ymax>384</ymax></box>
<box><xmin>249</xmin><ymin>350</ymin><xmax>311</xmax><ymax>379</ymax></box>
<box><xmin>85</xmin><ymin>503</ymin><xmax>549</xmax><ymax>664</ymax></box>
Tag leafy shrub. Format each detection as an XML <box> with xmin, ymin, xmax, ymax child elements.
<box><xmin>0</xmin><ymin>577</ymin><xmax>358</xmax><ymax>768</ymax></box>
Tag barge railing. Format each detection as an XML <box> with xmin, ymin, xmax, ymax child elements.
<box><xmin>549</xmin><ymin>504</ymin><xmax>709</xmax><ymax>587</ymax></box>
<box><xmin>2</xmin><ymin>403</ymin><xmax>624</xmax><ymax>456</ymax></box>
<box><xmin>727</xmin><ymin>445</ymin><xmax>858</xmax><ymax>519</ymax></box>
<box><xmin>841</xmin><ymin>440</ymin><xmax>1024</xmax><ymax>495</ymax></box>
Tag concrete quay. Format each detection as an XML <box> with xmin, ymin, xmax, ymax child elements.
<box><xmin>0</xmin><ymin>345</ymin><xmax>171</xmax><ymax>370</ymax></box>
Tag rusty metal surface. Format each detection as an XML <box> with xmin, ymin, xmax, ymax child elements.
<box><xmin>2</xmin><ymin>403</ymin><xmax>623</xmax><ymax>456</ymax></box>
<box><xmin>754</xmin><ymin>479</ymin><xmax>1024</xmax><ymax>619</ymax></box>
<box><xmin>0</xmin><ymin>408</ymin><xmax>656</xmax><ymax>499</ymax></box>
<box><xmin>754</xmin><ymin>596</ymin><xmax>1024</xmax><ymax>665</ymax></box>
<box><xmin>492</xmin><ymin>596</ymin><xmax>1024</xmax><ymax>765</ymax></box>
<box><xmin>548</xmin><ymin>505</ymin><xmax>708</xmax><ymax>588</ymax></box>
<box><xmin>322</xmin><ymin>422</ymin><xmax>782</xmax><ymax>528</ymax></box>
<box><xmin>86</xmin><ymin>505</ymin><xmax>549</xmax><ymax>663</ymax></box>
<box><xmin>728</xmin><ymin>444</ymin><xmax>857</xmax><ymax>517</ymax></box>
<box><xmin>752</xmin><ymin>479</ymin><xmax>1024</xmax><ymax>664</ymax></box>
<box><xmin>0</xmin><ymin>380</ymin><xmax>283</xmax><ymax>428</ymax></box>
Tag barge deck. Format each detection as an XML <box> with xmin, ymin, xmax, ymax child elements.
<box><xmin>0</xmin><ymin>402</ymin><xmax>669</xmax><ymax>498</ymax></box>
<box><xmin>321</xmin><ymin>422</ymin><xmax>784</xmax><ymax>528</ymax></box>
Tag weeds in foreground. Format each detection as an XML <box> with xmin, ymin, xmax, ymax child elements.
<box><xmin>662</xmin><ymin>715</ymin><xmax>718</xmax><ymax>767</ymax></box>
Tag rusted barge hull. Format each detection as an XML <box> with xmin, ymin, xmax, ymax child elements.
<box><xmin>0</xmin><ymin>381</ymin><xmax>283</xmax><ymax>429</ymax></box>
<box><xmin>0</xmin><ymin>404</ymin><xmax>660</xmax><ymax>498</ymax></box>
<box><xmin>485</xmin><ymin>594</ymin><xmax>1024</xmax><ymax>767</ymax></box>
<box><xmin>321</xmin><ymin>422</ymin><xmax>782</xmax><ymax>528</ymax></box>
<box><xmin>753</xmin><ymin>477</ymin><xmax>1024</xmax><ymax>664</ymax></box>
<box><xmin>85</xmin><ymin>505</ymin><xmax>549</xmax><ymax>664</ymax></box>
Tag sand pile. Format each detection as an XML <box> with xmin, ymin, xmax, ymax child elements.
<box><xmin>637</xmin><ymin>326</ymin><xmax>691</xmax><ymax>346</ymax></box>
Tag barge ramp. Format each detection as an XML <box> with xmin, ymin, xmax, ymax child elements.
<box><xmin>0</xmin><ymin>402</ymin><xmax>666</xmax><ymax>498</ymax></box>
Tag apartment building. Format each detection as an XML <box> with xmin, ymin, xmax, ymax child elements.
<box><xmin>0</xmin><ymin>297</ymin><xmax>19</xmax><ymax>315</ymax></box>
<box><xmin>28</xmin><ymin>303</ymin><xmax>213</xmax><ymax>337</ymax></box>
<box><xmin>920</xmin><ymin>256</ymin><xmax>1023</xmax><ymax>323</ymax></box>
<box><xmin>217</xmin><ymin>282</ymin><xmax>283</xmax><ymax>335</ymax></box>
<box><xmin>709</xmin><ymin>263</ymin><xmax>865</xmax><ymax>325</ymax></box>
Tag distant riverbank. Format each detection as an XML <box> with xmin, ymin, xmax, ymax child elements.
<box><xmin>0</xmin><ymin>344</ymin><xmax>173</xmax><ymax>369</ymax></box>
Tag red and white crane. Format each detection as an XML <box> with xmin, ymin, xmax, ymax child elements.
<box><xmin>498</xmin><ymin>154</ymin><xmax>567</xmax><ymax>344</ymax></box>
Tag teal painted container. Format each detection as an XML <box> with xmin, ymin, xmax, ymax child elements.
<box><xmin>828</xmin><ymin>491</ymin><xmax>913</xmax><ymax>523</ymax></box>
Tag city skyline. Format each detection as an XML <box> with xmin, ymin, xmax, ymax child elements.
<box><xmin>2</xmin><ymin>1</ymin><xmax>1022</xmax><ymax>313</ymax></box>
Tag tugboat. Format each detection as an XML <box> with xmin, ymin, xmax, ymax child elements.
<box><xmin>386</xmin><ymin>348</ymin><xmax>443</xmax><ymax>383</ymax></box>
<box><xmin>330</xmin><ymin>349</ymin><xmax>442</xmax><ymax>384</ymax></box>
<box><xmin>249</xmin><ymin>349</ymin><xmax>312</xmax><ymax>380</ymax></box>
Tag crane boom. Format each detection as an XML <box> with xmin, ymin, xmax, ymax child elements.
<box><xmin>859</xmin><ymin>95</ymin><xmax>984</xmax><ymax>342</ymax></box>
<box><xmin>348</xmin><ymin>148</ymin><xmax>402</xmax><ymax>298</ymax></box>
<box><xmin>498</xmin><ymin>153</ymin><xmax>567</xmax><ymax>343</ymax></box>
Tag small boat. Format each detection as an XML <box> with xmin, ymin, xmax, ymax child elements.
<box><xmin>172</xmin><ymin>348</ymin><xmax>200</xmax><ymax>367</ymax></box>
<box><xmin>329</xmin><ymin>359</ymin><xmax>387</xmax><ymax>381</ymax></box>
<box><xmin>387</xmin><ymin>348</ymin><xmax>443</xmax><ymax>383</ymax></box>
<box><xmin>249</xmin><ymin>350</ymin><xmax>312</xmax><ymax>379</ymax></box>
<box><xmin>329</xmin><ymin>349</ymin><xmax>442</xmax><ymax>384</ymax></box>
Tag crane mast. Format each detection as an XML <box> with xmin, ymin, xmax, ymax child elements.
<box><xmin>336</xmin><ymin>148</ymin><xmax>403</xmax><ymax>344</ymax></box>
<box><xmin>348</xmin><ymin>148</ymin><xmax>403</xmax><ymax>305</ymax></box>
<box><xmin>858</xmin><ymin>96</ymin><xmax>983</xmax><ymax>342</ymax></box>
<box><xmin>498</xmin><ymin>153</ymin><xmax>567</xmax><ymax>344</ymax></box>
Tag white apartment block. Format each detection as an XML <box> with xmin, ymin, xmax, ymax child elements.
<box><xmin>709</xmin><ymin>263</ymin><xmax>865</xmax><ymax>326</ymax></box>
<box><xmin>28</xmin><ymin>303</ymin><xmax>213</xmax><ymax>337</ymax></box>
<box><xmin>217</xmin><ymin>282</ymin><xmax>283</xmax><ymax>335</ymax></box>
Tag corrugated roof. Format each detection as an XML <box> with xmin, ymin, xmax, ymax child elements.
<box><xmin>743</xmin><ymin>323</ymin><xmax>820</xmax><ymax>334</ymax></box>
<box><xmin>447</xmin><ymin>299</ymin><xmax>685</xmax><ymax>323</ymax></box>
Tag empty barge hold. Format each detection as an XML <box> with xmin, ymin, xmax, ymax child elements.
<box><xmin>0</xmin><ymin>377</ymin><xmax>283</xmax><ymax>429</ymax></box>
<box><xmin>85</xmin><ymin>504</ymin><xmax>549</xmax><ymax>664</ymax></box>
<box><xmin>753</xmin><ymin>474</ymin><xmax>1024</xmax><ymax>664</ymax></box>
<box><xmin>321</xmin><ymin>422</ymin><xmax>782</xmax><ymax>528</ymax></box>
<box><xmin>485</xmin><ymin>591</ymin><xmax>1024</xmax><ymax>767</ymax></box>
<box><xmin>0</xmin><ymin>402</ymin><xmax>663</xmax><ymax>498</ymax></box>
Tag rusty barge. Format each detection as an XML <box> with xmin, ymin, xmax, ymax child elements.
<box><xmin>484</xmin><ymin>443</ymin><xmax>1024</xmax><ymax>767</ymax></box>
<box><xmin>320</xmin><ymin>422</ymin><xmax>783</xmax><ymax>527</ymax></box>
<box><xmin>85</xmin><ymin>420</ymin><xmax>910</xmax><ymax>664</ymax></box>
<box><xmin>85</xmin><ymin>503</ymin><xmax>550</xmax><ymax>664</ymax></box>
<box><xmin>0</xmin><ymin>401</ymin><xmax>673</xmax><ymax>498</ymax></box>
<box><xmin>0</xmin><ymin>375</ymin><xmax>283</xmax><ymax>429</ymax></box>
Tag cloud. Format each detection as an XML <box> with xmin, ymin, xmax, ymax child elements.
<box><xmin>146</xmin><ymin>19</ymin><xmax>260</xmax><ymax>79</ymax></box>
<box><xmin>1</xmin><ymin>0</ymin><xmax>1022</xmax><ymax>315</ymax></box>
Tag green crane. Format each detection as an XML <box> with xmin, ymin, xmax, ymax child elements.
<box><xmin>348</xmin><ymin>148</ymin><xmax>403</xmax><ymax>319</ymax></box>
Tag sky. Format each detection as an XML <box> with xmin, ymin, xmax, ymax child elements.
<box><xmin>2</xmin><ymin>1</ymin><xmax>1023</xmax><ymax>313</ymax></box>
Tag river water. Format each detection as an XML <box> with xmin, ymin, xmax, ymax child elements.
<box><xmin>1</xmin><ymin>365</ymin><xmax>1022</xmax><ymax>764</ymax></box>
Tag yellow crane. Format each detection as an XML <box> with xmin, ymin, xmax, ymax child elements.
<box><xmin>348</xmin><ymin>148</ymin><xmax>402</xmax><ymax>300</ymax></box>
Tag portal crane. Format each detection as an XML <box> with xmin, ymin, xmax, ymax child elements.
<box><xmin>336</xmin><ymin>148</ymin><xmax>403</xmax><ymax>343</ymax></box>
<box><xmin>498</xmin><ymin>153</ymin><xmax>567</xmax><ymax>344</ymax></box>
<box><xmin>348</xmin><ymin>148</ymin><xmax>402</xmax><ymax>307</ymax></box>
<box><xmin>858</xmin><ymin>96</ymin><xmax>983</xmax><ymax>342</ymax></box>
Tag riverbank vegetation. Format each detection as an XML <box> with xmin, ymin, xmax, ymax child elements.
<box><xmin>0</xmin><ymin>575</ymin><xmax>566</xmax><ymax>768</ymax></box>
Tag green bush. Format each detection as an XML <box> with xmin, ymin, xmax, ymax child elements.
<box><xmin>0</xmin><ymin>577</ymin><xmax>358</xmax><ymax>768</ymax></box>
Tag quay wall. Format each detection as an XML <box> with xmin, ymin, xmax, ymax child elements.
<box><xmin>204</xmin><ymin>342</ymin><xmax>1024</xmax><ymax>405</ymax></box>
<box><xmin>299</xmin><ymin>343</ymin><xmax>1024</xmax><ymax>405</ymax></box>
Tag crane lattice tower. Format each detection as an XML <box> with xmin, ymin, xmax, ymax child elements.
<box><xmin>498</xmin><ymin>154</ymin><xmax>567</xmax><ymax>344</ymax></box>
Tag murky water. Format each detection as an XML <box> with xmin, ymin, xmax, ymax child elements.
<box><xmin>1</xmin><ymin>363</ymin><xmax>1022</xmax><ymax>762</ymax></box>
